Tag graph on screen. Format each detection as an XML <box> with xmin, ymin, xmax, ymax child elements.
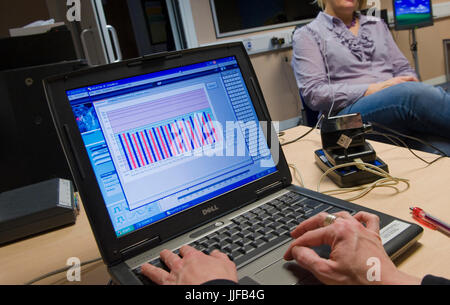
<box><xmin>94</xmin><ymin>84</ymin><xmax>220</xmax><ymax>180</ymax></box>
<box><xmin>117</xmin><ymin>111</ymin><xmax>218</xmax><ymax>171</ymax></box>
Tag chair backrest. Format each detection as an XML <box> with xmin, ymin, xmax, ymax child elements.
<box><xmin>299</xmin><ymin>90</ymin><xmax>319</xmax><ymax>127</ymax></box>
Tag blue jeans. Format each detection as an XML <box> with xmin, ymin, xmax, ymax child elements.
<box><xmin>337</xmin><ymin>82</ymin><xmax>450</xmax><ymax>155</ymax></box>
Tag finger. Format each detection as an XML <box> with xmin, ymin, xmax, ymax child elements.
<box><xmin>290</xmin><ymin>212</ymin><xmax>330</xmax><ymax>239</ymax></box>
<box><xmin>400</xmin><ymin>75</ymin><xmax>418</xmax><ymax>82</ymax></box>
<box><xmin>290</xmin><ymin>246</ymin><xmax>333</xmax><ymax>277</ymax></box>
<box><xmin>284</xmin><ymin>226</ymin><xmax>334</xmax><ymax>261</ymax></box>
<box><xmin>290</xmin><ymin>211</ymin><xmax>348</xmax><ymax>238</ymax></box>
<box><xmin>179</xmin><ymin>245</ymin><xmax>201</xmax><ymax>258</ymax></box>
<box><xmin>353</xmin><ymin>211</ymin><xmax>380</xmax><ymax>233</ymax></box>
<box><xmin>396</xmin><ymin>79</ymin><xmax>408</xmax><ymax>84</ymax></box>
<box><xmin>140</xmin><ymin>263</ymin><xmax>172</xmax><ymax>285</ymax></box>
<box><xmin>333</xmin><ymin>211</ymin><xmax>353</xmax><ymax>220</ymax></box>
<box><xmin>160</xmin><ymin>249</ymin><xmax>182</xmax><ymax>271</ymax></box>
<box><xmin>210</xmin><ymin>249</ymin><xmax>230</xmax><ymax>260</ymax></box>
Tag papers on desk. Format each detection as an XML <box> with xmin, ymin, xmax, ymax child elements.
<box><xmin>9</xmin><ymin>19</ymin><xmax>65</xmax><ymax>37</ymax></box>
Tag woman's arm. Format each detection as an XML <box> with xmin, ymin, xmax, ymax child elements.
<box><xmin>382</xmin><ymin>22</ymin><xmax>418</xmax><ymax>78</ymax></box>
<box><xmin>291</xmin><ymin>28</ymin><xmax>369</xmax><ymax>112</ymax></box>
<box><xmin>362</xmin><ymin>22</ymin><xmax>418</xmax><ymax>96</ymax></box>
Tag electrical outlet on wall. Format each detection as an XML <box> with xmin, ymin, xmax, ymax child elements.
<box><xmin>205</xmin><ymin>28</ymin><xmax>297</xmax><ymax>55</ymax></box>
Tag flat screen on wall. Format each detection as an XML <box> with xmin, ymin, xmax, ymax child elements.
<box><xmin>210</xmin><ymin>0</ymin><xmax>321</xmax><ymax>37</ymax></box>
<box><xmin>393</xmin><ymin>0</ymin><xmax>434</xmax><ymax>30</ymax></box>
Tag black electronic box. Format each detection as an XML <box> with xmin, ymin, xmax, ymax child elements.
<box><xmin>0</xmin><ymin>179</ymin><xmax>78</xmax><ymax>245</ymax></box>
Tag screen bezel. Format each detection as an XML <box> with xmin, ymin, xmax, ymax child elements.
<box><xmin>44</xmin><ymin>43</ymin><xmax>292</xmax><ymax>266</ymax></box>
<box><xmin>393</xmin><ymin>0</ymin><xmax>434</xmax><ymax>31</ymax></box>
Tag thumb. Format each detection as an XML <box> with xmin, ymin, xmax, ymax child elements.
<box><xmin>291</xmin><ymin>246</ymin><xmax>332</xmax><ymax>274</ymax></box>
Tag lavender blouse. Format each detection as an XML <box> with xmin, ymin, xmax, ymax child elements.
<box><xmin>292</xmin><ymin>12</ymin><xmax>417</xmax><ymax>112</ymax></box>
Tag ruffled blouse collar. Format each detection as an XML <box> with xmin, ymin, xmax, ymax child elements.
<box><xmin>318</xmin><ymin>12</ymin><xmax>376</xmax><ymax>62</ymax></box>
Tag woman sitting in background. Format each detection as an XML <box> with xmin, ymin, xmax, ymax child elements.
<box><xmin>291</xmin><ymin>0</ymin><xmax>450</xmax><ymax>155</ymax></box>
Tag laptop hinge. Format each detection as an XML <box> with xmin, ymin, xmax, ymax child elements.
<box><xmin>119</xmin><ymin>236</ymin><xmax>161</xmax><ymax>259</ymax></box>
<box><xmin>255</xmin><ymin>180</ymin><xmax>285</xmax><ymax>198</ymax></box>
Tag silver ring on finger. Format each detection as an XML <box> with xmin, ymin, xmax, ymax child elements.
<box><xmin>323</xmin><ymin>214</ymin><xmax>338</xmax><ymax>227</ymax></box>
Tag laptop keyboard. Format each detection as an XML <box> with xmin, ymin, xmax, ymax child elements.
<box><xmin>133</xmin><ymin>191</ymin><xmax>347</xmax><ymax>284</ymax></box>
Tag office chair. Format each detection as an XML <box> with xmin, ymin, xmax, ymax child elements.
<box><xmin>299</xmin><ymin>90</ymin><xmax>320</xmax><ymax>127</ymax></box>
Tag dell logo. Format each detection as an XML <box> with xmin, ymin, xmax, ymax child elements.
<box><xmin>202</xmin><ymin>205</ymin><xmax>219</xmax><ymax>216</ymax></box>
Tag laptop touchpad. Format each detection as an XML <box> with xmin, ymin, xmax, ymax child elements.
<box><xmin>251</xmin><ymin>258</ymin><xmax>314</xmax><ymax>285</ymax></box>
<box><xmin>250</xmin><ymin>245</ymin><xmax>330</xmax><ymax>285</ymax></box>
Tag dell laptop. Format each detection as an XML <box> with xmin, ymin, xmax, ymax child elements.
<box><xmin>44</xmin><ymin>43</ymin><xmax>422</xmax><ymax>285</ymax></box>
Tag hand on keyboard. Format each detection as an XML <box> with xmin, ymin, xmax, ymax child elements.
<box><xmin>283</xmin><ymin>211</ymin><xmax>422</xmax><ymax>285</ymax></box>
<box><xmin>135</xmin><ymin>192</ymin><xmax>355</xmax><ymax>285</ymax></box>
<box><xmin>140</xmin><ymin>245</ymin><xmax>238</xmax><ymax>285</ymax></box>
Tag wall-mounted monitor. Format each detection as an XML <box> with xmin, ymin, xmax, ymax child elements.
<box><xmin>393</xmin><ymin>0</ymin><xmax>434</xmax><ymax>30</ymax></box>
<box><xmin>210</xmin><ymin>0</ymin><xmax>321</xmax><ymax>38</ymax></box>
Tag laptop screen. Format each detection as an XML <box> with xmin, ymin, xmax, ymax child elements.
<box><xmin>65</xmin><ymin>56</ymin><xmax>277</xmax><ymax>237</ymax></box>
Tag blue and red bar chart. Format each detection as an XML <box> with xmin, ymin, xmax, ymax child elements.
<box><xmin>118</xmin><ymin>111</ymin><xmax>219</xmax><ymax>171</ymax></box>
<box><xmin>101</xmin><ymin>86</ymin><xmax>220</xmax><ymax>172</ymax></box>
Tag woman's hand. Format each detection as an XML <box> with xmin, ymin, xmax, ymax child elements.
<box><xmin>141</xmin><ymin>245</ymin><xmax>238</xmax><ymax>285</ymax></box>
<box><xmin>284</xmin><ymin>211</ymin><xmax>421</xmax><ymax>285</ymax></box>
<box><xmin>365</xmin><ymin>76</ymin><xmax>419</xmax><ymax>96</ymax></box>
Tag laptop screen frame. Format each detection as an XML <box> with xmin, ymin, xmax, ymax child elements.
<box><xmin>44</xmin><ymin>43</ymin><xmax>293</xmax><ymax>266</ymax></box>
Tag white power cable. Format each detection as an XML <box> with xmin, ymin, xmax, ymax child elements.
<box><xmin>289</xmin><ymin>163</ymin><xmax>305</xmax><ymax>187</ymax></box>
<box><xmin>317</xmin><ymin>159</ymin><xmax>410</xmax><ymax>201</ymax></box>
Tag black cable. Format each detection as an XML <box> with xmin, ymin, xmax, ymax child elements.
<box><xmin>346</xmin><ymin>126</ymin><xmax>446</xmax><ymax>165</ymax></box>
<box><xmin>368</xmin><ymin>131</ymin><xmax>445</xmax><ymax>165</ymax></box>
<box><xmin>281</xmin><ymin>125</ymin><xmax>316</xmax><ymax>146</ymax></box>
<box><xmin>369</xmin><ymin>121</ymin><xmax>448</xmax><ymax>158</ymax></box>
<box><xmin>409</xmin><ymin>29</ymin><xmax>418</xmax><ymax>66</ymax></box>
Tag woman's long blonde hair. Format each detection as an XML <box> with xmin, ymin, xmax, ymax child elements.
<box><xmin>314</xmin><ymin>0</ymin><xmax>367</xmax><ymax>10</ymax></box>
